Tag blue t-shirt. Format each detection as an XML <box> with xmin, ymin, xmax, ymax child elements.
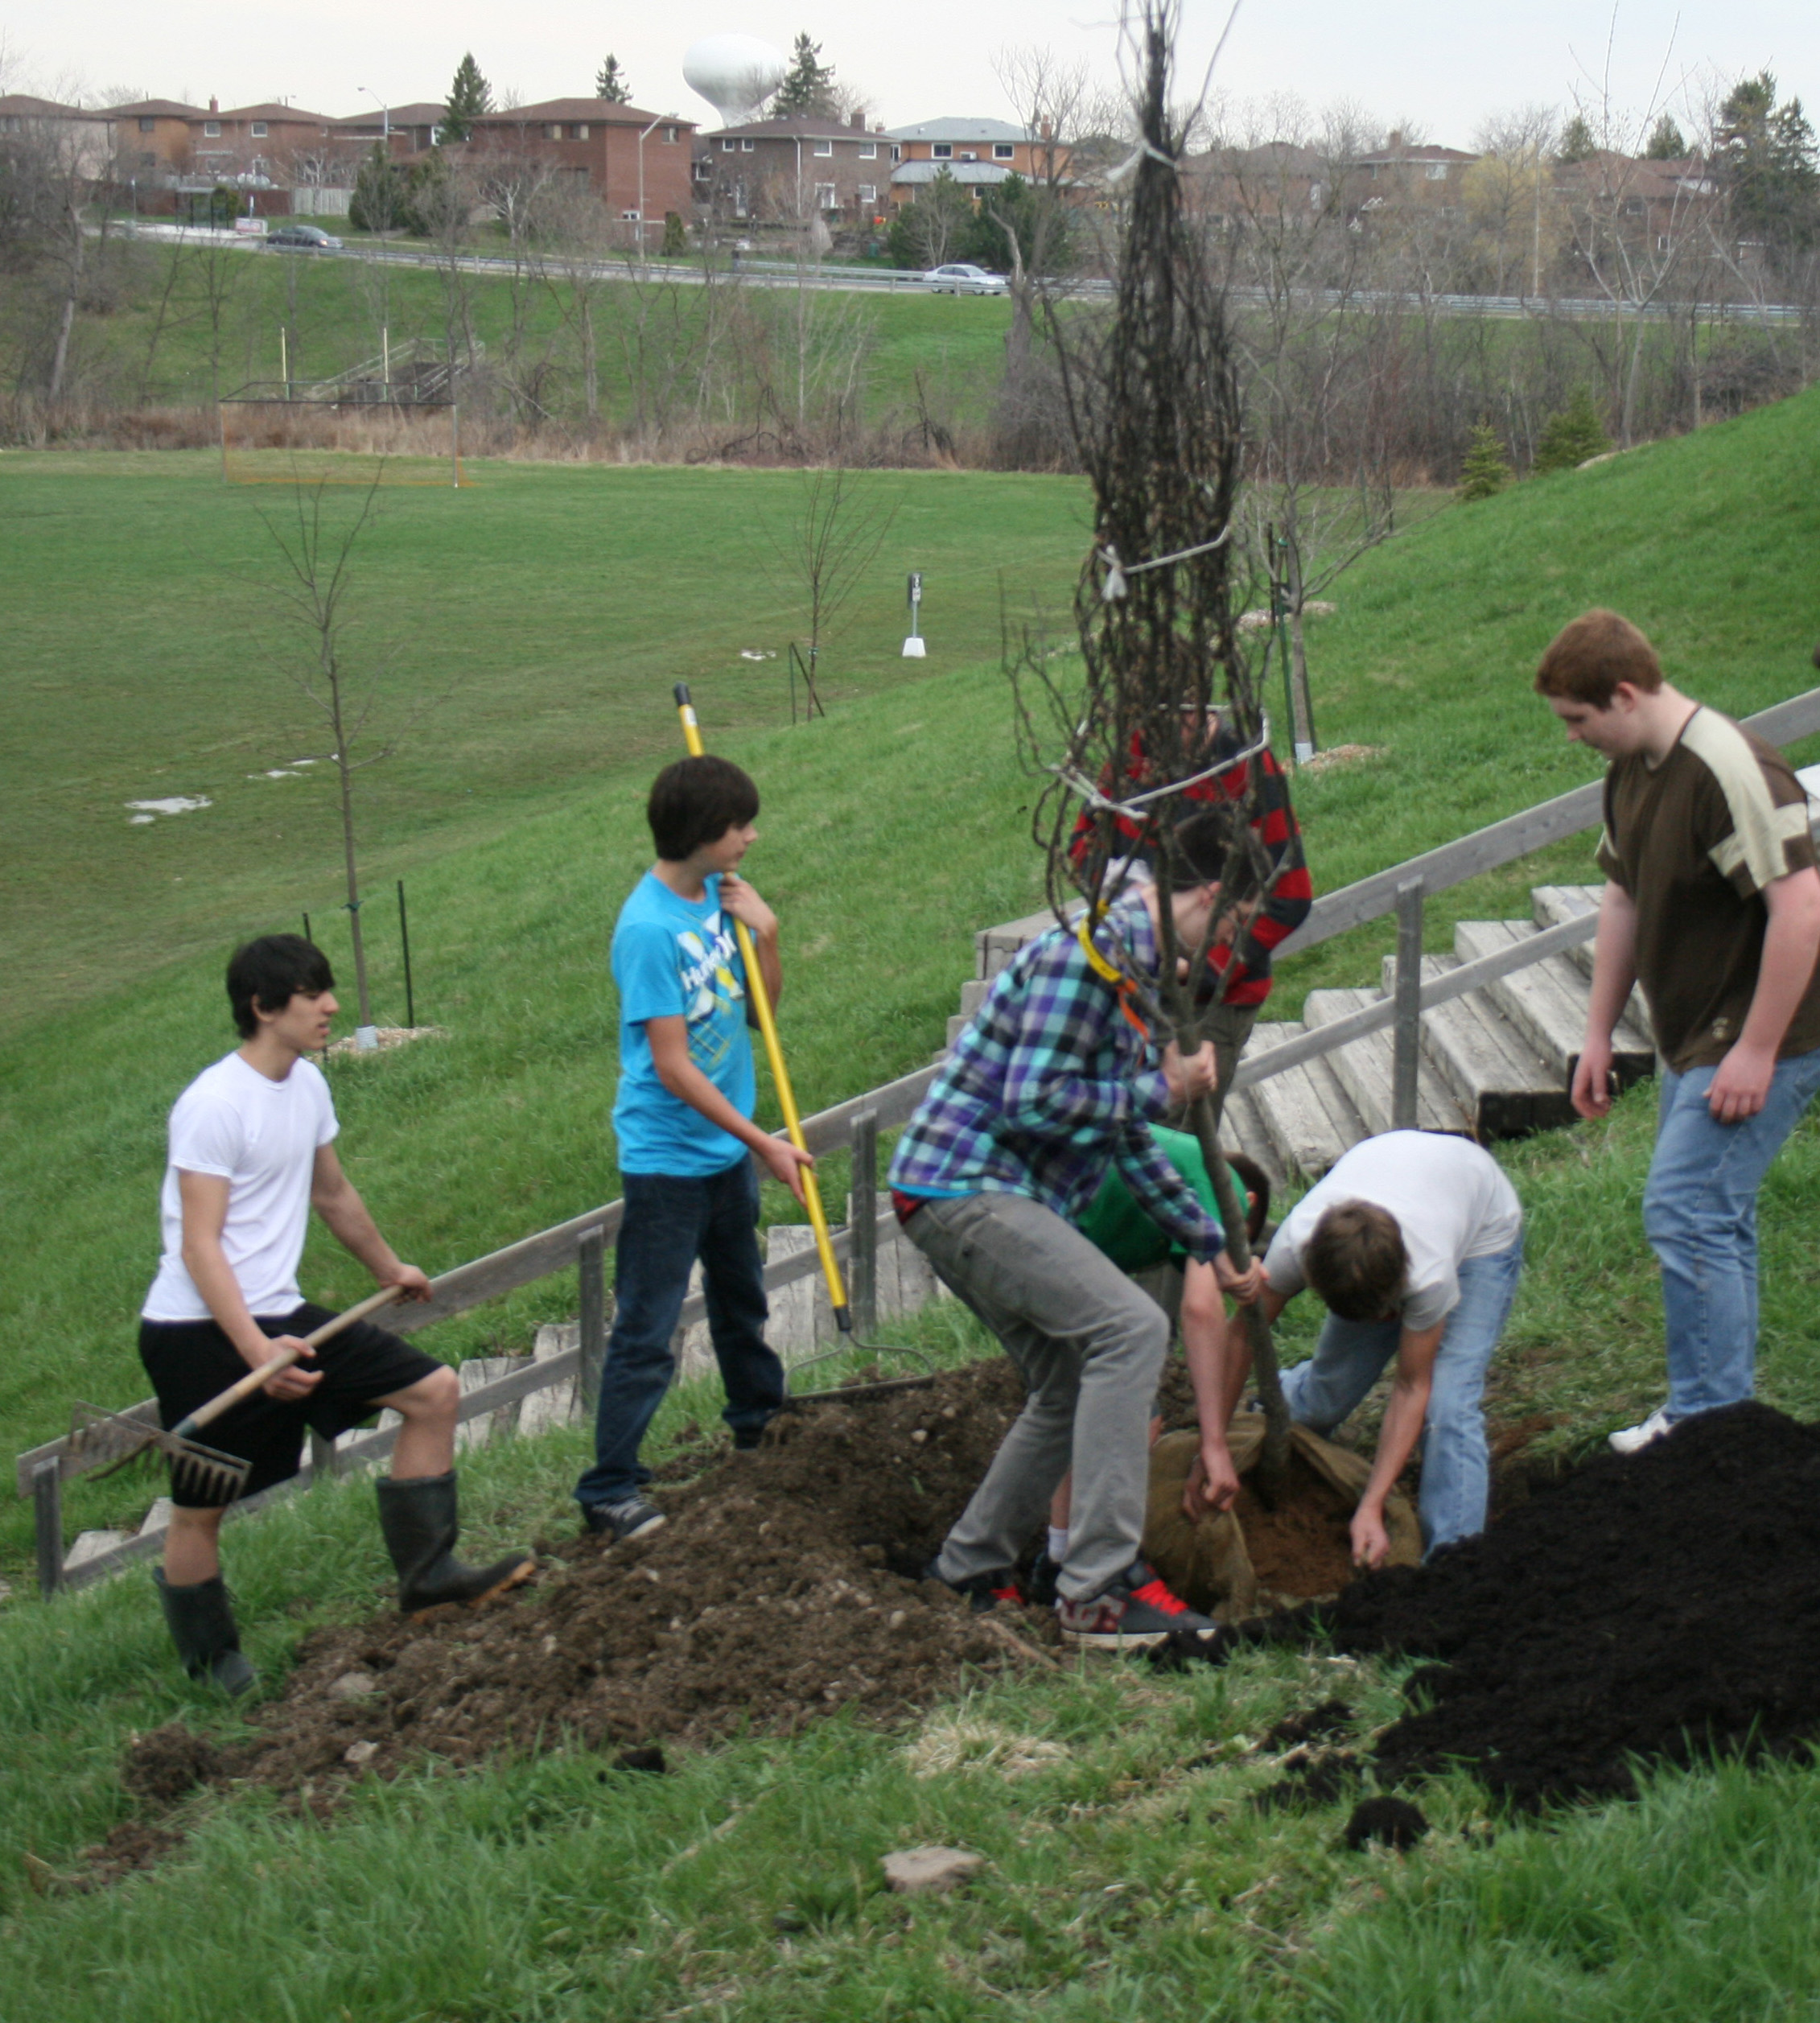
<box><xmin>611</xmin><ymin>871</ymin><xmax>756</xmax><ymax>1176</ymax></box>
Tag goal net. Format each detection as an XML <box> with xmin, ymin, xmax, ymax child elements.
<box><xmin>220</xmin><ymin>385</ymin><xmax>468</xmax><ymax>487</ymax></box>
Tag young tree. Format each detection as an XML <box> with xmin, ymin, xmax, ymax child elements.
<box><xmin>1555</xmin><ymin>112</ymin><xmax>1597</xmax><ymax>163</ymax></box>
<box><xmin>443</xmin><ymin>53</ymin><xmax>492</xmax><ymax>143</ymax></box>
<box><xmin>1459</xmin><ymin>422</ymin><xmax>1513</xmax><ymax>499</ymax></box>
<box><xmin>770</xmin><ymin>464</ymin><xmax>899</xmax><ymax>717</ymax></box>
<box><xmin>773</xmin><ymin>32</ymin><xmax>837</xmax><ymax>117</ymax></box>
<box><xmin>595</xmin><ymin>55</ymin><xmax>632</xmax><ymax>105</ymax></box>
<box><xmin>1016</xmin><ymin>0</ymin><xmax>1297</xmax><ymax>1486</ymax></box>
<box><xmin>1533</xmin><ymin>385</ymin><xmax>1611</xmax><ymax>472</ymax></box>
<box><xmin>260</xmin><ymin>480</ymin><xmax>436</xmax><ymax>1040</ymax></box>
<box><xmin>350</xmin><ymin>143</ymin><xmax>412</xmax><ymax>233</ymax></box>
<box><xmin>887</xmin><ymin>167</ymin><xmax>974</xmax><ymax>267</ymax></box>
<box><xmin>1645</xmin><ymin>111</ymin><xmax>1686</xmax><ymax>159</ymax></box>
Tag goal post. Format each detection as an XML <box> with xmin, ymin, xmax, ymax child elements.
<box><xmin>219</xmin><ymin>385</ymin><xmax>469</xmax><ymax>488</ymax></box>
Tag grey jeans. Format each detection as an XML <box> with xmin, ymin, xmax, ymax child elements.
<box><xmin>904</xmin><ymin>1191</ymin><xmax>1169</xmax><ymax>1601</ymax></box>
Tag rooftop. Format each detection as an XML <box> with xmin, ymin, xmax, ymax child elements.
<box><xmin>887</xmin><ymin>117</ymin><xmax>1030</xmax><ymax>143</ymax></box>
<box><xmin>472</xmin><ymin>98</ymin><xmax>695</xmax><ymax>126</ymax></box>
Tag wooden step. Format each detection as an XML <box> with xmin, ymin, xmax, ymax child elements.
<box><xmin>1241</xmin><ymin>1020</ymin><xmax>1372</xmax><ymax>1179</ymax></box>
<box><xmin>1530</xmin><ymin>885</ymin><xmax>1655</xmax><ymax>1042</ymax></box>
<box><xmin>1454</xmin><ymin>920</ymin><xmax>1654</xmax><ymax>1090</ymax></box>
<box><xmin>1381</xmin><ymin>952</ymin><xmax>1575</xmax><ymax>1138</ymax></box>
<box><xmin>1303</xmin><ymin>988</ymin><xmax>1476</xmax><ymax>1141</ymax></box>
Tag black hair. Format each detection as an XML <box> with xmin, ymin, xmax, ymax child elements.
<box><xmin>227</xmin><ymin>934</ymin><xmax>335</xmax><ymax>1038</ymax></box>
<box><xmin>1167</xmin><ymin>808</ymin><xmax>1260</xmax><ymax>900</ymax></box>
<box><xmin>647</xmin><ymin>755</ymin><xmax>760</xmax><ymax>862</ymax></box>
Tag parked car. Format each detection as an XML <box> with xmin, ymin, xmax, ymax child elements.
<box><xmin>923</xmin><ymin>262</ymin><xmax>1007</xmax><ymax>295</ymax></box>
<box><xmin>267</xmin><ymin>224</ymin><xmax>344</xmax><ymax>253</ymax></box>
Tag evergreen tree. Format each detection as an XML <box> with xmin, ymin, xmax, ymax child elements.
<box><xmin>1555</xmin><ymin>113</ymin><xmax>1597</xmax><ymax>163</ymax></box>
<box><xmin>443</xmin><ymin>53</ymin><xmax>492</xmax><ymax>142</ymax></box>
<box><xmin>961</xmin><ymin>171</ymin><xmax>1077</xmax><ymax>275</ymax></box>
<box><xmin>350</xmin><ymin>143</ymin><xmax>411</xmax><ymax>233</ymax></box>
<box><xmin>1534</xmin><ymin>387</ymin><xmax>1612</xmax><ymax>474</ymax></box>
<box><xmin>595</xmin><ymin>55</ymin><xmax>632</xmax><ymax>104</ymax></box>
<box><xmin>1715</xmin><ymin>71</ymin><xmax>1819</xmax><ymax>251</ymax></box>
<box><xmin>1458</xmin><ymin>422</ymin><xmax>1513</xmax><ymax>501</ymax></box>
<box><xmin>1645</xmin><ymin>113</ymin><xmax>1686</xmax><ymax>159</ymax></box>
<box><xmin>773</xmin><ymin>32</ymin><xmax>837</xmax><ymax>117</ymax></box>
<box><xmin>661</xmin><ymin>210</ymin><xmax>686</xmax><ymax>255</ymax></box>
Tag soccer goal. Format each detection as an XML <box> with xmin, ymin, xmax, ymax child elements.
<box><xmin>220</xmin><ymin>383</ymin><xmax>469</xmax><ymax>488</ymax></box>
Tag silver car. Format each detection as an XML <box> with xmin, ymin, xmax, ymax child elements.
<box><xmin>267</xmin><ymin>224</ymin><xmax>344</xmax><ymax>253</ymax></box>
<box><xmin>923</xmin><ymin>262</ymin><xmax>1007</xmax><ymax>295</ymax></box>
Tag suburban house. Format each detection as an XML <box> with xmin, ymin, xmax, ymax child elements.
<box><xmin>332</xmin><ymin>103</ymin><xmax>448</xmax><ymax>159</ymax></box>
<box><xmin>179</xmin><ymin>99</ymin><xmax>338</xmax><ymax>184</ymax></box>
<box><xmin>694</xmin><ymin>113</ymin><xmax>889</xmax><ymax>225</ymax></box>
<box><xmin>1355</xmin><ymin>134</ymin><xmax>1478</xmax><ymax>199</ymax></box>
<box><xmin>0</xmin><ymin>94</ymin><xmax>116</xmax><ymax>177</ymax></box>
<box><xmin>467</xmin><ymin>100</ymin><xmax>697</xmax><ymax>241</ymax></box>
<box><xmin>106</xmin><ymin>99</ymin><xmax>205</xmax><ymax>178</ymax></box>
<box><xmin>885</xmin><ymin>117</ymin><xmax>1073</xmax><ymax>214</ymax></box>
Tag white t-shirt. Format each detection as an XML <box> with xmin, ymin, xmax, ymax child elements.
<box><xmin>1263</xmin><ymin>1131</ymin><xmax>1522</xmax><ymax>1333</ymax></box>
<box><xmin>142</xmin><ymin>1051</ymin><xmax>340</xmax><ymax>1322</ymax></box>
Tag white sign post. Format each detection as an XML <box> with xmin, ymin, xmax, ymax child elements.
<box><xmin>902</xmin><ymin>571</ymin><xmax>926</xmax><ymax>658</ymax></box>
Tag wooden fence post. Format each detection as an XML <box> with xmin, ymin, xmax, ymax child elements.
<box><xmin>579</xmin><ymin>1228</ymin><xmax>607</xmax><ymax>1409</ymax></box>
<box><xmin>849</xmin><ymin>1109</ymin><xmax>879</xmax><ymax>1338</ymax></box>
<box><xmin>308</xmin><ymin>1431</ymin><xmax>336</xmax><ymax>1481</ymax></box>
<box><xmin>33</xmin><ymin>1458</ymin><xmax>64</xmax><ymax>1599</ymax></box>
<box><xmin>1392</xmin><ymin>877</ymin><xmax>1426</xmax><ymax>1131</ymax></box>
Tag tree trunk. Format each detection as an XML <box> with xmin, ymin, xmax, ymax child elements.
<box><xmin>47</xmin><ymin>205</ymin><xmax>84</xmax><ymax>403</ymax></box>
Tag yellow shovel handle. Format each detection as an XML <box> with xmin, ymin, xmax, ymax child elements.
<box><xmin>673</xmin><ymin>686</ymin><xmax>850</xmax><ymax>1325</ymax></box>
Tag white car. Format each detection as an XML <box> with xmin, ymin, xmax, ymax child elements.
<box><xmin>924</xmin><ymin>262</ymin><xmax>1007</xmax><ymax>295</ymax></box>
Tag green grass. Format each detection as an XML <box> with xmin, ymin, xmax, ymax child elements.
<box><xmin>6</xmin><ymin>385</ymin><xmax>1820</xmax><ymax>2017</ymax></box>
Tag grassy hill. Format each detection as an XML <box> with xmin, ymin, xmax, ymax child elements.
<box><xmin>2</xmin><ymin>386</ymin><xmax>1819</xmax><ymax>2020</ymax></box>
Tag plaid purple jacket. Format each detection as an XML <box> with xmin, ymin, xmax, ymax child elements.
<box><xmin>888</xmin><ymin>897</ymin><xmax>1228</xmax><ymax>1262</ymax></box>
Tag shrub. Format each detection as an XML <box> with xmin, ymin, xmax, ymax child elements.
<box><xmin>1459</xmin><ymin>422</ymin><xmax>1513</xmax><ymax>501</ymax></box>
<box><xmin>1534</xmin><ymin>386</ymin><xmax>1612</xmax><ymax>474</ymax></box>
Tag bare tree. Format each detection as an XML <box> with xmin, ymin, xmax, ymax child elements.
<box><xmin>770</xmin><ymin>464</ymin><xmax>899</xmax><ymax>717</ymax></box>
<box><xmin>260</xmin><ymin>478</ymin><xmax>445</xmax><ymax>1040</ymax></box>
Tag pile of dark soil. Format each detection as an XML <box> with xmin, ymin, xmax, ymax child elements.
<box><xmin>123</xmin><ymin>1359</ymin><xmax>1052</xmax><ymax>1817</ymax></box>
<box><xmin>1311</xmin><ymin>1402</ymin><xmax>1820</xmax><ymax>1805</ymax></box>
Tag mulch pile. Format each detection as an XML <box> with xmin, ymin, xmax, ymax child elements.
<box><xmin>118</xmin><ymin>1358</ymin><xmax>1053</xmax><ymax>1828</ymax></box>
<box><xmin>1297</xmin><ymin>1401</ymin><xmax>1820</xmax><ymax>1806</ymax></box>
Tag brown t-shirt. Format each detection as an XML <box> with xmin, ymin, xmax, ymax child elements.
<box><xmin>1596</xmin><ymin>707</ymin><xmax>1820</xmax><ymax>1072</ymax></box>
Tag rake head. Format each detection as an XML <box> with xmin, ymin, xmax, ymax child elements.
<box><xmin>67</xmin><ymin>1403</ymin><xmax>252</xmax><ymax>1502</ymax></box>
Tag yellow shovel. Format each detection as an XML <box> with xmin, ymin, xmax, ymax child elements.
<box><xmin>672</xmin><ymin>684</ymin><xmax>932</xmax><ymax>1403</ymax></box>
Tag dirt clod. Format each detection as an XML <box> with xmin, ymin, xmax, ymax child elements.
<box><xmin>1261</xmin><ymin>1698</ymin><xmax>1353</xmax><ymax>1749</ymax></box>
<box><xmin>612</xmin><ymin>1745</ymin><xmax>669</xmax><ymax>1774</ymax></box>
<box><xmin>121</xmin><ymin>1724</ymin><xmax>222</xmax><ymax>1803</ymax></box>
<box><xmin>1344</xmin><ymin>1796</ymin><xmax>1428</xmax><ymax>1850</ymax></box>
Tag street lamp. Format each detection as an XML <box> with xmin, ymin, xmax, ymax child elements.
<box><xmin>358</xmin><ymin>86</ymin><xmax>390</xmax><ymax>142</ymax></box>
<box><xmin>635</xmin><ymin>113</ymin><xmax>671</xmax><ymax>262</ymax></box>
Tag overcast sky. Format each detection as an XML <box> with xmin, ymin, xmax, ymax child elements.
<box><xmin>9</xmin><ymin>2</ymin><xmax>1815</xmax><ymax>142</ymax></box>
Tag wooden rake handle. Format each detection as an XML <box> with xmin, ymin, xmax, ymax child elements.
<box><xmin>171</xmin><ymin>1285</ymin><xmax>408</xmax><ymax>1440</ymax></box>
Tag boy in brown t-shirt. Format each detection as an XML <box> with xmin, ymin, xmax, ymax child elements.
<box><xmin>1536</xmin><ymin>610</ymin><xmax>1820</xmax><ymax>1452</ymax></box>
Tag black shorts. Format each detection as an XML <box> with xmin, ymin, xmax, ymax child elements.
<box><xmin>138</xmin><ymin>1301</ymin><xmax>443</xmax><ymax>1507</ymax></box>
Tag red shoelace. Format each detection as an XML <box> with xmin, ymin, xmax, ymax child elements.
<box><xmin>1129</xmin><ymin>1576</ymin><xmax>1191</xmax><ymax>1616</ymax></box>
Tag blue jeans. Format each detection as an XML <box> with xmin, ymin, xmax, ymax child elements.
<box><xmin>574</xmin><ymin>1159</ymin><xmax>782</xmax><ymax>1512</ymax></box>
<box><xmin>1279</xmin><ymin>1238</ymin><xmax>1524</xmax><ymax>1555</ymax></box>
<box><xmin>1644</xmin><ymin>1049</ymin><xmax>1820</xmax><ymax>1421</ymax></box>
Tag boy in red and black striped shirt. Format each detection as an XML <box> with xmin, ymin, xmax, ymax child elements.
<box><xmin>1069</xmin><ymin>707</ymin><xmax>1314</xmax><ymax>1080</ymax></box>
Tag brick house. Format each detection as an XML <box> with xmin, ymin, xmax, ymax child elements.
<box><xmin>0</xmin><ymin>95</ymin><xmax>116</xmax><ymax>179</ymax></box>
<box><xmin>331</xmin><ymin>103</ymin><xmax>448</xmax><ymax>159</ymax></box>
<box><xmin>467</xmin><ymin>100</ymin><xmax>697</xmax><ymax>242</ymax></box>
<box><xmin>694</xmin><ymin>113</ymin><xmax>889</xmax><ymax>227</ymax></box>
<box><xmin>183</xmin><ymin>99</ymin><xmax>338</xmax><ymax>183</ymax></box>
<box><xmin>108</xmin><ymin>99</ymin><xmax>206</xmax><ymax>179</ymax></box>
<box><xmin>884</xmin><ymin>117</ymin><xmax>1073</xmax><ymax>216</ymax></box>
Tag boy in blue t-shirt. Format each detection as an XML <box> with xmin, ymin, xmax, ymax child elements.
<box><xmin>574</xmin><ymin>756</ymin><xmax>813</xmax><ymax>1542</ymax></box>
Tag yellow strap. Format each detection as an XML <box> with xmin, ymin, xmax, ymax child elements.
<box><xmin>1076</xmin><ymin>913</ymin><xmax>1124</xmax><ymax>983</ymax></box>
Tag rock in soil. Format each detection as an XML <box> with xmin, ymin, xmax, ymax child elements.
<box><xmin>121</xmin><ymin>1359</ymin><xmax>1055</xmax><ymax>1820</ymax></box>
<box><xmin>882</xmin><ymin>1845</ymin><xmax>986</xmax><ymax>1894</ymax></box>
<box><xmin>1307</xmin><ymin>1402</ymin><xmax>1820</xmax><ymax>1806</ymax></box>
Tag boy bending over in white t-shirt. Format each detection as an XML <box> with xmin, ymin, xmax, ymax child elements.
<box><xmin>138</xmin><ymin>935</ymin><xmax>532</xmax><ymax>1694</ymax></box>
<box><xmin>1195</xmin><ymin>1131</ymin><xmax>1523</xmax><ymax>1567</ymax></box>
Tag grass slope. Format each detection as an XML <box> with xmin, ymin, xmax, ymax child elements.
<box><xmin>3</xmin><ymin>391</ymin><xmax>1820</xmax><ymax>2018</ymax></box>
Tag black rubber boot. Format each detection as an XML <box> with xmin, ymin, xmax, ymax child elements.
<box><xmin>375</xmin><ymin>1471</ymin><xmax>534</xmax><ymax>1613</ymax></box>
<box><xmin>153</xmin><ymin>1569</ymin><xmax>257</xmax><ymax>1696</ymax></box>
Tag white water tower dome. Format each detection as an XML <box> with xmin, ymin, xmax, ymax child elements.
<box><xmin>683</xmin><ymin>34</ymin><xmax>789</xmax><ymax>128</ymax></box>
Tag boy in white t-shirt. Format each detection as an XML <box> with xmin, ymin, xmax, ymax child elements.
<box><xmin>1195</xmin><ymin>1131</ymin><xmax>1524</xmax><ymax>1566</ymax></box>
<box><xmin>138</xmin><ymin>935</ymin><xmax>532</xmax><ymax>1693</ymax></box>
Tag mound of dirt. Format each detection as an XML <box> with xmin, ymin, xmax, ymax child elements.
<box><xmin>124</xmin><ymin>1359</ymin><xmax>1055</xmax><ymax>1814</ymax></box>
<box><xmin>1311</xmin><ymin>1402</ymin><xmax>1820</xmax><ymax>1805</ymax></box>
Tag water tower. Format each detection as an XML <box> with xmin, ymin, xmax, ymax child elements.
<box><xmin>682</xmin><ymin>34</ymin><xmax>789</xmax><ymax>128</ymax></box>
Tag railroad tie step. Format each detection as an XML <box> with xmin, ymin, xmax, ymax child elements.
<box><xmin>1455</xmin><ymin>920</ymin><xmax>1653</xmax><ymax>1090</ymax></box>
<box><xmin>1241</xmin><ymin>1020</ymin><xmax>1371</xmax><ymax>1180</ymax></box>
<box><xmin>1303</xmin><ymin>987</ymin><xmax>1475</xmax><ymax>1141</ymax></box>
<box><xmin>1379</xmin><ymin>951</ymin><xmax>1572</xmax><ymax>1139</ymax></box>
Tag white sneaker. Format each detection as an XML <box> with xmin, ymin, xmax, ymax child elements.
<box><xmin>1608</xmin><ymin>1407</ymin><xmax>1674</xmax><ymax>1456</ymax></box>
